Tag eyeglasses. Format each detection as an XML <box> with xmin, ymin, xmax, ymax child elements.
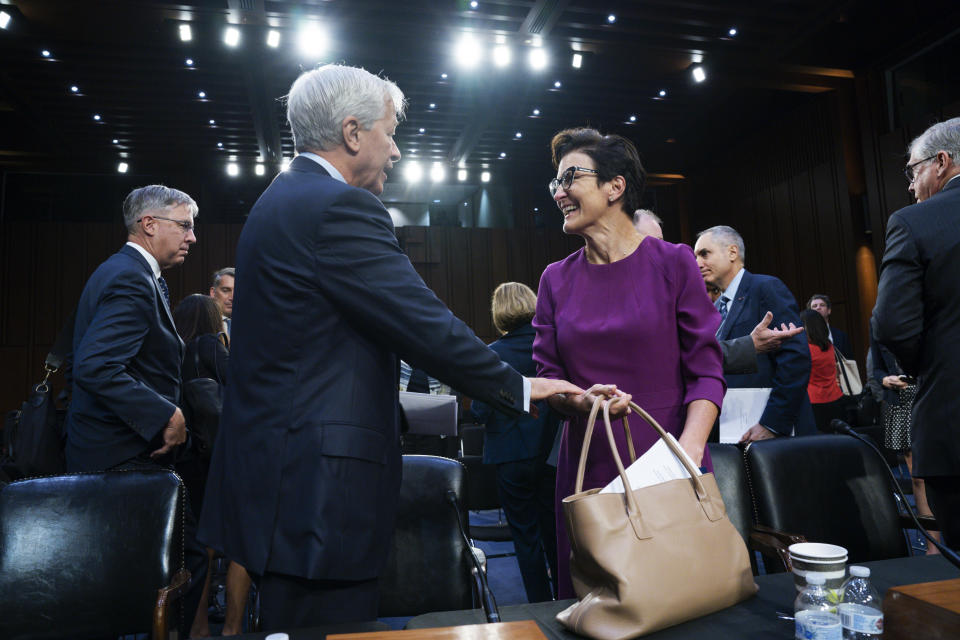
<box><xmin>904</xmin><ymin>155</ymin><xmax>938</xmax><ymax>183</ymax></box>
<box><xmin>548</xmin><ymin>166</ymin><xmax>599</xmax><ymax>197</ymax></box>
<box><xmin>139</xmin><ymin>215</ymin><xmax>195</xmax><ymax>232</ymax></box>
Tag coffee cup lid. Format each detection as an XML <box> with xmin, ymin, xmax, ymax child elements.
<box><xmin>789</xmin><ymin>542</ymin><xmax>848</xmax><ymax>560</ymax></box>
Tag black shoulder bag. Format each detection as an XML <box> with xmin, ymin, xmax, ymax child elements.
<box><xmin>181</xmin><ymin>336</ymin><xmax>224</xmax><ymax>460</ymax></box>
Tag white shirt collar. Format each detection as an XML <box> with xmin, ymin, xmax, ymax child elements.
<box><xmin>299</xmin><ymin>152</ymin><xmax>347</xmax><ymax>184</ymax></box>
<box><xmin>126</xmin><ymin>241</ymin><xmax>161</xmax><ymax>279</ymax></box>
<box><xmin>720</xmin><ymin>266</ymin><xmax>745</xmax><ymax>303</ymax></box>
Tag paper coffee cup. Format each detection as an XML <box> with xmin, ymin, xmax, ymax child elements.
<box><xmin>789</xmin><ymin>542</ymin><xmax>848</xmax><ymax>592</ymax></box>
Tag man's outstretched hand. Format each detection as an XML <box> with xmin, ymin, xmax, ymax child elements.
<box><xmin>751</xmin><ymin>311</ymin><xmax>804</xmax><ymax>353</ymax></box>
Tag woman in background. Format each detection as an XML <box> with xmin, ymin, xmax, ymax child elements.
<box><xmin>799</xmin><ymin>309</ymin><xmax>847</xmax><ymax>431</ymax></box>
<box><xmin>471</xmin><ymin>282</ymin><xmax>561</xmax><ymax>602</ymax></box>
<box><xmin>533</xmin><ymin>128</ymin><xmax>724</xmax><ymax>598</ymax></box>
<box><xmin>173</xmin><ymin>294</ymin><xmax>251</xmax><ymax>636</ymax></box>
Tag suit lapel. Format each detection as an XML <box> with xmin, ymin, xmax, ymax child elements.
<box><xmin>120</xmin><ymin>245</ymin><xmax>182</xmax><ymax>348</ymax></box>
<box><xmin>719</xmin><ymin>270</ymin><xmax>752</xmax><ymax>340</ymax></box>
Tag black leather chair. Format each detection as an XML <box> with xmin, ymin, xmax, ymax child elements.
<box><xmin>379</xmin><ymin>455</ymin><xmax>488</xmax><ymax>617</ymax></box>
<box><xmin>745</xmin><ymin>434</ymin><xmax>908</xmax><ymax>565</ymax></box>
<box><xmin>0</xmin><ymin>470</ymin><xmax>190</xmax><ymax>640</ymax></box>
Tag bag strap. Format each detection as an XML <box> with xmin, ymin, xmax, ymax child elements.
<box><xmin>834</xmin><ymin>346</ymin><xmax>852</xmax><ymax>389</ymax></box>
<box><xmin>35</xmin><ymin>309</ymin><xmax>77</xmax><ymax>393</ymax></box>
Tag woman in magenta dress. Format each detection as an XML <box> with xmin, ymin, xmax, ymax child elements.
<box><xmin>532</xmin><ymin>128</ymin><xmax>725</xmax><ymax>599</ymax></box>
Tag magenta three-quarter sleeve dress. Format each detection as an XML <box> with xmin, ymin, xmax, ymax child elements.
<box><xmin>532</xmin><ymin>237</ymin><xmax>726</xmax><ymax>599</ymax></box>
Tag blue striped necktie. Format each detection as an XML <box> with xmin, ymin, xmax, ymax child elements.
<box><xmin>715</xmin><ymin>295</ymin><xmax>729</xmax><ymax>336</ymax></box>
<box><xmin>157</xmin><ymin>275</ymin><xmax>170</xmax><ymax>307</ymax></box>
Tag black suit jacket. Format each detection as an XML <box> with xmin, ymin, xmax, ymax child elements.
<box><xmin>65</xmin><ymin>245</ymin><xmax>183</xmax><ymax>472</ymax></box>
<box><xmin>830</xmin><ymin>326</ymin><xmax>853</xmax><ymax>361</ymax></box>
<box><xmin>199</xmin><ymin>156</ymin><xmax>525</xmax><ymax>580</ymax></box>
<box><xmin>872</xmin><ymin>177</ymin><xmax>960</xmax><ymax>476</ymax></box>
<box><xmin>718</xmin><ymin>269</ymin><xmax>814</xmax><ymax>435</ymax></box>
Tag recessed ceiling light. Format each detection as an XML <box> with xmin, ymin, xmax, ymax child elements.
<box><xmin>553</xmin><ymin>80</ymin><xmax>562</xmax><ymax>88</ymax></box>
<box><xmin>198</xmin><ymin>90</ymin><xmax>206</xmax><ymax>98</ymax></box>
<box><xmin>224</xmin><ymin>27</ymin><xmax>240</xmax><ymax>47</ymax></box>
<box><xmin>41</xmin><ymin>49</ymin><xmax>51</xmax><ymax>58</ymax></box>
<box><xmin>429</xmin><ymin>103</ymin><xmax>436</xmax><ymax>109</ymax></box>
<box><xmin>226</xmin><ymin>162</ymin><xmax>239</xmax><ymax>177</ymax></box>
<box><xmin>492</xmin><ymin>45</ymin><xmax>512</xmax><ymax>68</ymax></box>
<box><xmin>532</xmin><ymin>108</ymin><xmax>540</xmax><ymax>116</ymax></box>
<box><xmin>0</xmin><ymin>11</ymin><xmax>11</xmax><ymax>30</ymax></box>
<box><xmin>70</xmin><ymin>85</ymin><xmax>79</xmax><ymax>93</ymax></box>
<box><xmin>432</xmin><ymin>199</ymin><xmax>441</xmax><ymax>203</ymax></box>
<box><xmin>255</xmin><ymin>163</ymin><xmax>266</xmax><ymax>176</ymax></box>
<box><xmin>217</xmin><ymin>142</ymin><xmax>223</xmax><ymax>148</ymax></box>
<box><xmin>529</xmin><ymin>48</ymin><xmax>547</xmax><ymax>71</ymax></box>
<box><xmin>441</xmin><ymin>72</ymin><xmax>448</xmax><ymax>79</ymax></box>
<box><xmin>297</xmin><ymin>22</ymin><xmax>329</xmax><ymax>58</ymax></box>
<box><xmin>179</xmin><ymin>24</ymin><xmax>192</xmax><ymax>42</ymax></box>
<box><xmin>404</xmin><ymin>161</ymin><xmax>423</xmax><ymax>183</ymax></box>
<box><xmin>419</xmin><ymin>128</ymin><xmax>425</xmax><ymax>134</ymax></box>
<box><xmin>470</xmin><ymin>1</ymin><xmax>478</xmax><ymax>8</ymax></box>
<box><xmin>185</xmin><ymin>58</ymin><xmax>194</xmax><ymax>66</ymax></box>
<box><xmin>458</xmin><ymin>169</ymin><xmax>468</xmax><ymax>181</ymax></box>
<box><xmin>117</xmin><ymin>162</ymin><xmax>128</xmax><ymax>174</ymax></box>
<box><xmin>692</xmin><ymin>66</ymin><xmax>706</xmax><ymax>83</ymax></box>
<box><xmin>571</xmin><ymin>53</ymin><xmax>582</xmax><ymax>69</ymax></box>
<box><xmin>112</xmin><ymin>138</ymin><xmax>119</xmax><ymax>144</ymax></box>
<box><xmin>266</xmin><ymin>30</ymin><xmax>281</xmax><ymax>48</ymax></box>
<box><xmin>629</xmin><ymin>115</ymin><xmax>636</xmax><ymax>122</ymax></box>
<box><xmin>430</xmin><ymin>162</ymin><xmax>445</xmax><ymax>183</ymax></box>
<box><xmin>209</xmin><ymin>119</ymin><xmax>216</xmax><ymax>125</ymax></box>
<box><xmin>499</xmin><ymin>152</ymin><xmax>507</xmax><ymax>158</ymax></box>
<box><xmin>454</xmin><ymin>33</ymin><xmax>482</xmax><ymax>68</ymax></box>
<box><xmin>607</xmin><ymin>14</ymin><xmax>617</xmax><ymax>24</ymax></box>
<box><xmin>659</xmin><ymin>89</ymin><xmax>667</xmax><ymax>97</ymax></box>
<box><xmin>92</xmin><ymin>114</ymin><xmax>101</xmax><ymax>121</ymax></box>
<box><xmin>534</xmin><ymin>207</ymin><xmax>539</xmax><ymax>212</ymax></box>
<box><xmin>481</xmin><ymin>171</ymin><xmax>491</xmax><ymax>183</ymax></box>
<box><xmin>728</xmin><ymin>27</ymin><xmax>738</xmax><ymax>37</ymax></box>
<box><xmin>515</xmin><ymin>131</ymin><xmax>522</xmax><ymax>138</ymax></box>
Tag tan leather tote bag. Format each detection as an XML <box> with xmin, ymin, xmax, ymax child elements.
<box><xmin>556</xmin><ymin>398</ymin><xmax>757</xmax><ymax>639</ymax></box>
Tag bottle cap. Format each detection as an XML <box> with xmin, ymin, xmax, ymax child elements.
<box><xmin>849</xmin><ymin>566</ymin><xmax>870</xmax><ymax>578</ymax></box>
<box><xmin>265</xmin><ymin>634</ymin><xmax>290</xmax><ymax>640</ymax></box>
<box><xmin>806</xmin><ymin>575</ymin><xmax>826</xmax><ymax>585</ymax></box>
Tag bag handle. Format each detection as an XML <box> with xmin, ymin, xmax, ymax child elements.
<box><xmin>574</xmin><ymin>396</ymin><xmax>723</xmax><ymax>537</ymax></box>
<box><xmin>834</xmin><ymin>345</ymin><xmax>852</xmax><ymax>391</ymax></box>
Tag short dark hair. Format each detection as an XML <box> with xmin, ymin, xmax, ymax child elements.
<box><xmin>211</xmin><ymin>267</ymin><xmax>235</xmax><ymax>289</ymax></box>
<box><xmin>550</xmin><ymin>127</ymin><xmax>647</xmax><ymax>217</ymax></box>
<box><xmin>173</xmin><ymin>294</ymin><xmax>223</xmax><ymax>343</ymax></box>
<box><xmin>807</xmin><ymin>294</ymin><xmax>831</xmax><ymax>310</ymax></box>
<box><xmin>800</xmin><ymin>309</ymin><xmax>831</xmax><ymax>352</ymax></box>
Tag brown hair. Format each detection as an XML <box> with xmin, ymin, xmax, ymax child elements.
<box><xmin>549</xmin><ymin>127</ymin><xmax>647</xmax><ymax>216</ymax></box>
<box><xmin>491</xmin><ymin>282</ymin><xmax>537</xmax><ymax>335</ymax></box>
<box><xmin>173</xmin><ymin>293</ymin><xmax>224</xmax><ymax>342</ymax></box>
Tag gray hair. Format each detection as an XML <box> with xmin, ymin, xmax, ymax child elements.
<box><xmin>123</xmin><ymin>185</ymin><xmax>198</xmax><ymax>233</ymax></box>
<box><xmin>633</xmin><ymin>209</ymin><xmax>662</xmax><ymax>226</ymax></box>
<box><xmin>287</xmin><ymin>64</ymin><xmax>406</xmax><ymax>152</ymax></box>
<box><xmin>697</xmin><ymin>225</ymin><xmax>746</xmax><ymax>263</ymax></box>
<box><xmin>908</xmin><ymin>117</ymin><xmax>960</xmax><ymax>160</ymax></box>
<box><xmin>211</xmin><ymin>267</ymin><xmax>235</xmax><ymax>289</ymax></box>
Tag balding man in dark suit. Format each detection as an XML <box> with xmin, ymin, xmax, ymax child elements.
<box><xmin>873</xmin><ymin>117</ymin><xmax>960</xmax><ymax>545</ymax></box>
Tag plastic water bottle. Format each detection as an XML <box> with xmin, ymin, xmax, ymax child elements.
<box><xmin>795</xmin><ymin>574</ymin><xmax>842</xmax><ymax>639</ymax></box>
<box><xmin>838</xmin><ymin>566</ymin><xmax>883</xmax><ymax>639</ymax></box>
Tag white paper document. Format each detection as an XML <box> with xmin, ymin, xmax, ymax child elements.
<box><xmin>719</xmin><ymin>387</ymin><xmax>772</xmax><ymax>443</ymax></box>
<box><xmin>600</xmin><ymin>434</ymin><xmax>701</xmax><ymax>494</ymax></box>
<box><xmin>399</xmin><ymin>392</ymin><xmax>458</xmax><ymax>436</ymax></box>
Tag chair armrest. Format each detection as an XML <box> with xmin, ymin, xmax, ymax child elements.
<box><xmin>900</xmin><ymin>513</ymin><xmax>939</xmax><ymax>532</ymax></box>
<box><xmin>754</xmin><ymin>523</ymin><xmax>806</xmax><ymax>546</ymax></box>
<box><xmin>153</xmin><ymin>568</ymin><xmax>191</xmax><ymax>640</ymax></box>
<box><xmin>748</xmin><ymin>527</ymin><xmax>807</xmax><ymax>573</ymax></box>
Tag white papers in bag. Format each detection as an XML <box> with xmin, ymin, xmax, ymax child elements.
<box><xmin>600</xmin><ymin>434</ymin><xmax>701</xmax><ymax>494</ymax></box>
<box><xmin>398</xmin><ymin>391</ymin><xmax>458</xmax><ymax>436</ymax></box>
<box><xmin>719</xmin><ymin>388</ymin><xmax>772</xmax><ymax>443</ymax></box>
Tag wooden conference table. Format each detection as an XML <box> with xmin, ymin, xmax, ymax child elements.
<box><xmin>233</xmin><ymin>555</ymin><xmax>957</xmax><ymax>640</ymax></box>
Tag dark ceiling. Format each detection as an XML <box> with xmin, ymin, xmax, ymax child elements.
<box><xmin>1</xmin><ymin>0</ymin><xmax>959</xmax><ymax>192</ymax></box>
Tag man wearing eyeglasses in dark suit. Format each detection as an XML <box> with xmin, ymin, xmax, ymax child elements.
<box><xmin>873</xmin><ymin>117</ymin><xmax>960</xmax><ymax>546</ymax></box>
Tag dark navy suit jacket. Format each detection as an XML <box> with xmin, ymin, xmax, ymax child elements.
<box><xmin>470</xmin><ymin>323</ymin><xmax>561</xmax><ymax>465</ymax></box>
<box><xmin>873</xmin><ymin>177</ymin><xmax>960</xmax><ymax>476</ymax></box>
<box><xmin>830</xmin><ymin>326</ymin><xmax>853</xmax><ymax>361</ymax></box>
<box><xmin>718</xmin><ymin>269</ymin><xmax>813</xmax><ymax>435</ymax></box>
<box><xmin>65</xmin><ymin>244</ymin><xmax>183</xmax><ymax>472</ymax></box>
<box><xmin>199</xmin><ymin>156</ymin><xmax>525</xmax><ymax>581</ymax></box>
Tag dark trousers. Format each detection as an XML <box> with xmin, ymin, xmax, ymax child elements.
<box><xmin>258</xmin><ymin>572</ymin><xmax>380</xmax><ymax>631</ymax></box>
<box><xmin>812</xmin><ymin>397</ymin><xmax>851</xmax><ymax>433</ymax></box>
<box><xmin>110</xmin><ymin>455</ymin><xmax>208</xmax><ymax>636</ymax></box>
<box><xmin>496</xmin><ymin>458</ymin><xmax>557</xmax><ymax>602</ymax></box>
<box><xmin>923</xmin><ymin>475</ymin><xmax>960</xmax><ymax>548</ymax></box>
